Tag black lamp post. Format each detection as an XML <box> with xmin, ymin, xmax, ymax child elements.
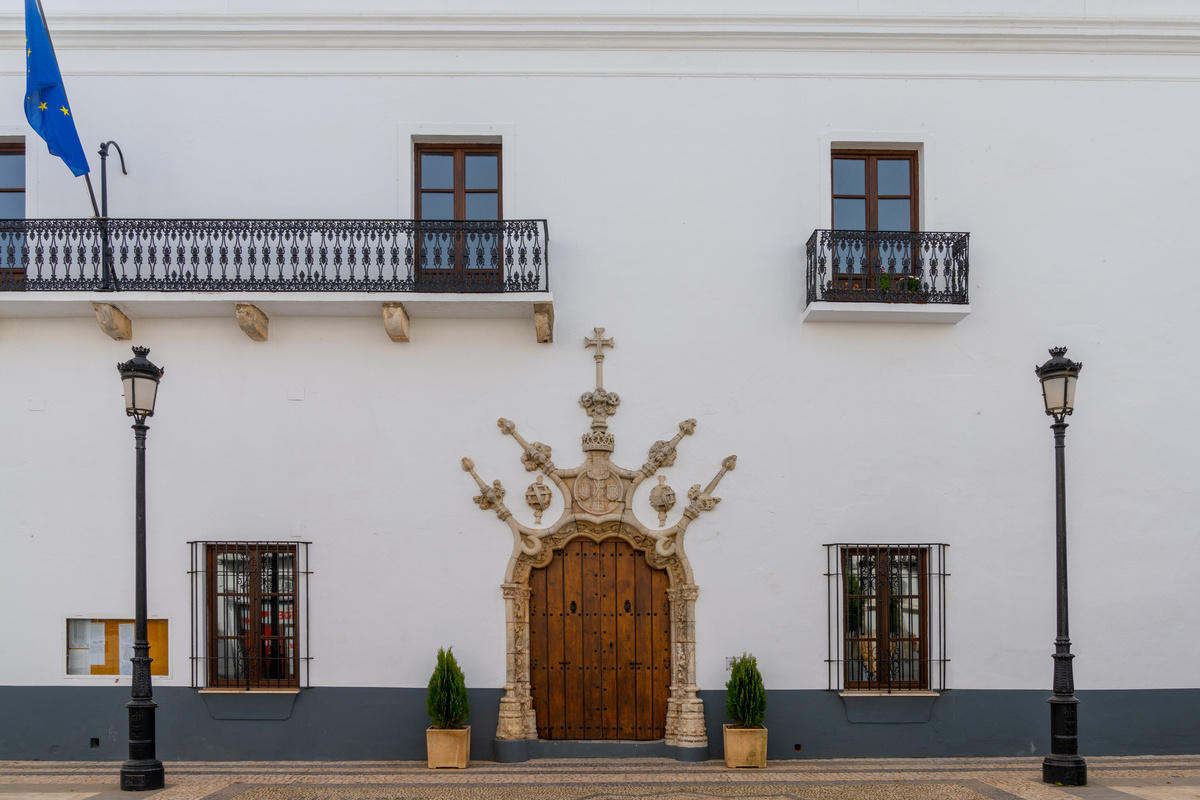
<box><xmin>1035</xmin><ymin>346</ymin><xmax>1086</xmax><ymax>787</ymax></box>
<box><xmin>116</xmin><ymin>346</ymin><xmax>165</xmax><ymax>792</ymax></box>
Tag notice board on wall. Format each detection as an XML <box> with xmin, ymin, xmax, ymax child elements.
<box><xmin>66</xmin><ymin>619</ymin><xmax>168</xmax><ymax>676</ymax></box>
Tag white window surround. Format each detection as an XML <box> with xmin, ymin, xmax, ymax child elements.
<box><xmin>806</xmin><ymin>132</ymin><xmax>970</xmax><ymax>325</ymax></box>
<box><xmin>397</xmin><ymin>123</ymin><xmax>518</xmax><ymax>219</ymax></box>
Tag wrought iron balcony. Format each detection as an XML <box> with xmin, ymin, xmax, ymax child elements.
<box><xmin>806</xmin><ymin>230</ymin><xmax>969</xmax><ymax>306</ymax></box>
<box><xmin>0</xmin><ymin>218</ymin><xmax>549</xmax><ymax>293</ymax></box>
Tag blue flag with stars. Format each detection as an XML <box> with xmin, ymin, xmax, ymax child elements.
<box><xmin>24</xmin><ymin>0</ymin><xmax>89</xmax><ymax>177</ymax></box>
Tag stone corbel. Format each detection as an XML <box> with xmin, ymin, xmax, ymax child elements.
<box><xmin>382</xmin><ymin>302</ymin><xmax>410</xmax><ymax>342</ymax></box>
<box><xmin>533</xmin><ymin>302</ymin><xmax>554</xmax><ymax>344</ymax></box>
<box><xmin>92</xmin><ymin>303</ymin><xmax>131</xmax><ymax>340</ymax></box>
<box><xmin>235</xmin><ymin>303</ymin><xmax>269</xmax><ymax>341</ymax></box>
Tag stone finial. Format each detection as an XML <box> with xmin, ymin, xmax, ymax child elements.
<box><xmin>92</xmin><ymin>303</ymin><xmax>131</xmax><ymax>340</ymax></box>
<box><xmin>382</xmin><ymin>302</ymin><xmax>410</xmax><ymax>342</ymax></box>
<box><xmin>235</xmin><ymin>303</ymin><xmax>269</xmax><ymax>341</ymax></box>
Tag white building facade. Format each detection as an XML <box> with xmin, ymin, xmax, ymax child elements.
<box><xmin>2</xmin><ymin>1</ymin><xmax>1199</xmax><ymax>762</ymax></box>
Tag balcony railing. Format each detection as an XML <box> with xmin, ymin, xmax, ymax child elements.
<box><xmin>0</xmin><ymin>218</ymin><xmax>548</xmax><ymax>293</ymax></box>
<box><xmin>806</xmin><ymin>230</ymin><xmax>969</xmax><ymax>306</ymax></box>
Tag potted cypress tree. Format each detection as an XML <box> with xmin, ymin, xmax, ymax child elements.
<box><xmin>426</xmin><ymin>647</ymin><xmax>471</xmax><ymax>769</ymax></box>
<box><xmin>723</xmin><ymin>652</ymin><xmax>767</xmax><ymax>768</ymax></box>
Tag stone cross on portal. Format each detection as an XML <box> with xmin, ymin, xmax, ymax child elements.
<box><xmin>584</xmin><ymin>327</ymin><xmax>614</xmax><ymax>389</ymax></box>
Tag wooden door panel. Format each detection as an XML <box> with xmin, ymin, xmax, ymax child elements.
<box><xmin>562</xmin><ymin>542</ymin><xmax>584</xmax><ymax>739</ymax></box>
<box><xmin>545</xmin><ymin>551</ymin><xmax>566</xmax><ymax>739</ymax></box>
<box><xmin>600</xmin><ymin>541</ymin><xmax>618</xmax><ymax>739</ymax></box>
<box><xmin>529</xmin><ymin>566</ymin><xmax>550</xmax><ymax>739</ymax></box>
<box><xmin>529</xmin><ymin>537</ymin><xmax>669</xmax><ymax>740</ymax></box>
<box><xmin>614</xmin><ymin>547</ymin><xmax>637</xmax><ymax>739</ymax></box>
<box><xmin>651</xmin><ymin>567</ymin><xmax>671</xmax><ymax>736</ymax></box>
<box><xmin>634</xmin><ymin>557</ymin><xmax>654</xmax><ymax>739</ymax></box>
<box><xmin>582</xmin><ymin>542</ymin><xmax>604</xmax><ymax>739</ymax></box>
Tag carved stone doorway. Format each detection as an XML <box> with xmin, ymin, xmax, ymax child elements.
<box><xmin>463</xmin><ymin>328</ymin><xmax>736</xmax><ymax>758</ymax></box>
<box><xmin>529</xmin><ymin>536</ymin><xmax>670</xmax><ymax>740</ymax></box>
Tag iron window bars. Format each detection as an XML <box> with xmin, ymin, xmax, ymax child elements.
<box><xmin>189</xmin><ymin>541</ymin><xmax>311</xmax><ymax>690</ymax></box>
<box><xmin>825</xmin><ymin>543</ymin><xmax>948</xmax><ymax>692</ymax></box>
<box><xmin>806</xmin><ymin>230</ymin><xmax>969</xmax><ymax>306</ymax></box>
<box><xmin>0</xmin><ymin>218</ymin><xmax>548</xmax><ymax>293</ymax></box>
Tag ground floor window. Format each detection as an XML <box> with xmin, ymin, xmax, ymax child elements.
<box><xmin>825</xmin><ymin>543</ymin><xmax>948</xmax><ymax>691</ymax></box>
<box><xmin>189</xmin><ymin>541</ymin><xmax>310</xmax><ymax>689</ymax></box>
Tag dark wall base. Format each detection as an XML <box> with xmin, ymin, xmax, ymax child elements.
<box><xmin>2</xmin><ymin>686</ymin><xmax>1197</xmax><ymax>761</ymax></box>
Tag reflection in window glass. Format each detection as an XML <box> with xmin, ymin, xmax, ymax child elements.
<box><xmin>419</xmin><ymin>154</ymin><xmax>454</xmax><ymax>190</ymax></box>
<box><xmin>465</xmin><ymin>154</ymin><xmax>498</xmax><ymax>190</ymax></box>
<box><xmin>876</xmin><ymin>159</ymin><xmax>910</xmax><ymax>195</ymax></box>
<box><xmin>833</xmin><ymin>158</ymin><xmax>865</xmax><ymax>195</ymax></box>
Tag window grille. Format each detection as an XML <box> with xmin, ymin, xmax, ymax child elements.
<box><xmin>189</xmin><ymin>541</ymin><xmax>311</xmax><ymax>689</ymax></box>
<box><xmin>824</xmin><ymin>543</ymin><xmax>948</xmax><ymax>692</ymax></box>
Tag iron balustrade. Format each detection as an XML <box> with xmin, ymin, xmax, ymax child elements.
<box><xmin>0</xmin><ymin>218</ymin><xmax>548</xmax><ymax>293</ymax></box>
<box><xmin>806</xmin><ymin>230</ymin><xmax>969</xmax><ymax>306</ymax></box>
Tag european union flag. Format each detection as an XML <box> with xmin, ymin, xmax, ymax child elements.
<box><xmin>24</xmin><ymin>0</ymin><xmax>89</xmax><ymax>177</ymax></box>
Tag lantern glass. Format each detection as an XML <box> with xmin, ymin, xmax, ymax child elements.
<box><xmin>1040</xmin><ymin>374</ymin><xmax>1069</xmax><ymax>416</ymax></box>
<box><xmin>123</xmin><ymin>373</ymin><xmax>159</xmax><ymax>417</ymax></box>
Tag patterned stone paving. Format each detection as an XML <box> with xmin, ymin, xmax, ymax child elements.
<box><xmin>0</xmin><ymin>756</ymin><xmax>1195</xmax><ymax>800</ymax></box>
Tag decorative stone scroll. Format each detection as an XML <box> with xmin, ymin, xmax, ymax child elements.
<box><xmin>463</xmin><ymin>327</ymin><xmax>736</xmax><ymax>751</ymax></box>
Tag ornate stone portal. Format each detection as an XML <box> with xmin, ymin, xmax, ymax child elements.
<box><xmin>463</xmin><ymin>328</ymin><xmax>736</xmax><ymax>753</ymax></box>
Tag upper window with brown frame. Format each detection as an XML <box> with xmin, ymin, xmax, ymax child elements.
<box><xmin>189</xmin><ymin>541</ymin><xmax>310</xmax><ymax>690</ymax></box>
<box><xmin>414</xmin><ymin>143</ymin><xmax>502</xmax><ymax>289</ymax></box>
<box><xmin>0</xmin><ymin>141</ymin><xmax>25</xmax><ymax>283</ymax></box>
<box><xmin>832</xmin><ymin>150</ymin><xmax>918</xmax><ymax>233</ymax></box>
<box><xmin>825</xmin><ymin>543</ymin><xmax>948</xmax><ymax>692</ymax></box>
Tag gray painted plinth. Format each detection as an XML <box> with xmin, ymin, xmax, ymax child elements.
<box><xmin>2</xmin><ymin>686</ymin><xmax>1198</xmax><ymax>761</ymax></box>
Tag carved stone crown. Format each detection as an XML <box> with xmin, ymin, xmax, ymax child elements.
<box><xmin>581</xmin><ymin>430</ymin><xmax>615</xmax><ymax>452</ymax></box>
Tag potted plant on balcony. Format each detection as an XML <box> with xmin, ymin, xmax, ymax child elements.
<box><xmin>426</xmin><ymin>647</ymin><xmax>471</xmax><ymax>769</ymax></box>
<box><xmin>724</xmin><ymin>652</ymin><xmax>767</xmax><ymax>768</ymax></box>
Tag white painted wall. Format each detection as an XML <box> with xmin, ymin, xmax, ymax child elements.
<box><xmin>2</xmin><ymin>4</ymin><xmax>1198</xmax><ymax>694</ymax></box>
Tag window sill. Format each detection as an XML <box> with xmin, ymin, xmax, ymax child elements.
<box><xmin>803</xmin><ymin>301</ymin><xmax>970</xmax><ymax>324</ymax></box>
<box><xmin>198</xmin><ymin>687</ymin><xmax>301</xmax><ymax>720</ymax></box>
<box><xmin>838</xmin><ymin>691</ymin><xmax>940</xmax><ymax>724</ymax></box>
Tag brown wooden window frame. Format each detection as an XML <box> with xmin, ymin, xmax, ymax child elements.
<box><xmin>826</xmin><ymin>543</ymin><xmax>948</xmax><ymax>693</ymax></box>
<box><xmin>413</xmin><ymin>143</ymin><xmax>503</xmax><ymax>289</ymax></box>
<box><xmin>0</xmin><ymin>141</ymin><xmax>25</xmax><ymax>284</ymax></box>
<box><xmin>831</xmin><ymin>149</ymin><xmax>919</xmax><ymax>233</ymax></box>
<box><xmin>829</xmin><ymin>150</ymin><xmax>921</xmax><ymax>293</ymax></box>
<box><xmin>190</xmin><ymin>541</ymin><xmax>310</xmax><ymax>690</ymax></box>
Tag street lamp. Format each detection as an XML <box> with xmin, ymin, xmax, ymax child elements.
<box><xmin>116</xmin><ymin>346</ymin><xmax>165</xmax><ymax>792</ymax></box>
<box><xmin>1035</xmin><ymin>346</ymin><xmax>1086</xmax><ymax>787</ymax></box>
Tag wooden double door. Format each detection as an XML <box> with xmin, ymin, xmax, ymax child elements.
<box><xmin>529</xmin><ymin>537</ymin><xmax>671</xmax><ymax>740</ymax></box>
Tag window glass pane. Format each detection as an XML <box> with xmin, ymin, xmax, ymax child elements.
<box><xmin>877</xmin><ymin>159</ymin><xmax>911</xmax><ymax>195</ymax></box>
<box><xmin>465</xmin><ymin>193</ymin><xmax>498</xmax><ymax>221</ymax></box>
<box><xmin>0</xmin><ymin>192</ymin><xmax>24</xmax><ymax>219</ymax></box>
<box><xmin>878</xmin><ymin>199</ymin><xmax>911</xmax><ymax>231</ymax></box>
<box><xmin>833</xmin><ymin>198</ymin><xmax>866</xmax><ymax>230</ymax></box>
<box><xmin>419</xmin><ymin>153</ymin><xmax>453</xmax><ymax>190</ymax></box>
<box><xmin>833</xmin><ymin>158</ymin><xmax>865</xmax><ymax>195</ymax></box>
<box><xmin>0</xmin><ymin>155</ymin><xmax>24</xmax><ymax>191</ymax></box>
<box><xmin>420</xmin><ymin>193</ymin><xmax>454</xmax><ymax>220</ymax></box>
<box><xmin>465</xmin><ymin>154</ymin><xmax>498</xmax><ymax>190</ymax></box>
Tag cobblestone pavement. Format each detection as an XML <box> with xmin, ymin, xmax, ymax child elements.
<box><xmin>0</xmin><ymin>756</ymin><xmax>1196</xmax><ymax>800</ymax></box>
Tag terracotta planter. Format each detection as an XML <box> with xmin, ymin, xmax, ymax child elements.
<box><xmin>426</xmin><ymin>726</ymin><xmax>470</xmax><ymax>769</ymax></box>
<box><xmin>723</xmin><ymin>723</ymin><xmax>767</xmax><ymax>768</ymax></box>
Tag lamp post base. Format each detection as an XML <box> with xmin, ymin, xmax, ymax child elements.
<box><xmin>1042</xmin><ymin>754</ymin><xmax>1087</xmax><ymax>786</ymax></box>
<box><xmin>119</xmin><ymin>760</ymin><xmax>165</xmax><ymax>792</ymax></box>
